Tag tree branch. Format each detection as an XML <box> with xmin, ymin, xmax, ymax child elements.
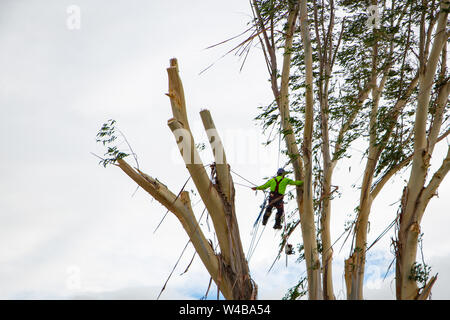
<box><xmin>116</xmin><ymin>158</ymin><xmax>224</xmax><ymax>294</ymax></box>
<box><xmin>166</xmin><ymin>58</ymin><xmax>190</xmax><ymax>132</ymax></box>
<box><xmin>200</xmin><ymin>109</ymin><xmax>233</xmax><ymax>202</ymax></box>
<box><xmin>166</xmin><ymin>60</ymin><xmax>234</xmax><ymax>267</ymax></box>
<box><xmin>331</xmin><ymin>84</ymin><xmax>371</xmax><ymax>164</ymax></box>
<box><xmin>419</xmin><ymin>145</ymin><xmax>450</xmax><ymax>221</ymax></box>
<box><xmin>428</xmin><ymin>81</ymin><xmax>450</xmax><ymax>155</ymax></box>
<box><xmin>371</xmin><ymin>155</ymin><xmax>413</xmax><ymax>200</ymax></box>
<box><xmin>251</xmin><ymin>0</ymin><xmax>279</xmax><ymax>98</ymax></box>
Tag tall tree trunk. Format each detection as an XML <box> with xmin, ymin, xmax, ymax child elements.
<box><xmin>396</xmin><ymin>1</ymin><xmax>449</xmax><ymax>299</ymax></box>
<box><xmin>345</xmin><ymin>4</ymin><xmax>383</xmax><ymax>297</ymax></box>
<box><xmin>344</xmin><ymin>68</ymin><xmax>420</xmax><ymax>299</ymax></box>
<box><xmin>314</xmin><ymin>0</ymin><xmax>337</xmax><ymax>299</ymax></box>
<box><xmin>252</xmin><ymin>0</ymin><xmax>322</xmax><ymax>299</ymax></box>
<box><xmin>115</xmin><ymin>59</ymin><xmax>256</xmax><ymax>300</ymax></box>
<box><xmin>320</xmin><ymin>163</ymin><xmax>335</xmax><ymax>299</ymax></box>
<box><xmin>299</xmin><ymin>0</ymin><xmax>323</xmax><ymax>300</ymax></box>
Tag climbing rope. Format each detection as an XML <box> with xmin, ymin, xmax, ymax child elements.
<box><xmin>157</xmin><ymin>206</ymin><xmax>208</xmax><ymax>300</ymax></box>
<box><xmin>230</xmin><ymin>168</ymin><xmax>258</xmax><ymax>187</ymax></box>
<box><xmin>229</xmin><ymin>113</ymin><xmax>296</xmax><ymax>266</ymax></box>
<box><xmin>246</xmin><ymin>191</ymin><xmax>269</xmax><ymax>262</ymax></box>
<box><xmin>247</xmin><ymin>224</ymin><xmax>267</xmax><ymax>262</ymax></box>
<box><xmin>230</xmin><ymin>167</ymin><xmax>297</xmax><ymax>266</ymax></box>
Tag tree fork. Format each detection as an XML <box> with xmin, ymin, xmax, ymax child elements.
<box><xmin>109</xmin><ymin>58</ymin><xmax>256</xmax><ymax>300</ymax></box>
<box><xmin>166</xmin><ymin>58</ymin><xmax>254</xmax><ymax>299</ymax></box>
<box><xmin>116</xmin><ymin>158</ymin><xmax>238</xmax><ymax>298</ymax></box>
<box><xmin>200</xmin><ymin>109</ymin><xmax>252</xmax><ymax>299</ymax></box>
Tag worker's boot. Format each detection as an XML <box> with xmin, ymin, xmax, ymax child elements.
<box><xmin>273</xmin><ymin>212</ymin><xmax>283</xmax><ymax>230</ymax></box>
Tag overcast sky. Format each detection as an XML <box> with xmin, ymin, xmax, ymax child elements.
<box><xmin>1</xmin><ymin>0</ymin><xmax>449</xmax><ymax>300</ymax></box>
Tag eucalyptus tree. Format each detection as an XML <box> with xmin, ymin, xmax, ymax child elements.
<box><xmin>96</xmin><ymin>59</ymin><xmax>256</xmax><ymax>300</ymax></box>
<box><xmin>250</xmin><ymin>0</ymin><xmax>449</xmax><ymax>300</ymax></box>
<box><xmin>93</xmin><ymin>1</ymin><xmax>449</xmax><ymax>301</ymax></box>
<box><xmin>339</xmin><ymin>0</ymin><xmax>449</xmax><ymax>300</ymax></box>
<box><xmin>250</xmin><ymin>0</ymin><xmax>370</xmax><ymax>300</ymax></box>
<box><xmin>394</xmin><ymin>0</ymin><xmax>449</xmax><ymax>300</ymax></box>
<box><xmin>250</xmin><ymin>0</ymin><xmax>323</xmax><ymax>299</ymax></box>
<box><xmin>337</xmin><ymin>0</ymin><xmax>422</xmax><ymax>300</ymax></box>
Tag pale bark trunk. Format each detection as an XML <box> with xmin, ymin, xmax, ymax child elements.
<box><xmin>344</xmin><ymin>68</ymin><xmax>418</xmax><ymax>299</ymax></box>
<box><xmin>199</xmin><ymin>109</ymin><xmax>251</xmax><ymax>299</ymax></box>
<box><xmin>200</xmin><ymin>109</ymin><xmax>232</xmax><ymax>201</ymax></box>
<box><xmin>314</xmin><ymin>0</ymin><xmax>336</xmax><ymax>299</ymax></box>
<box><xmin>264</xmin><ymin>0</ymin><xmax>322</xmax><ymax>299</ymax></box>
<box><xmin>341</xmin><ymin>83</ymin><xmax>380</xmax><ymax>299</ymax></box>
<box><xmin>167</xmin><ymin>118</ymin><xmax>232</xmax><ymax>261</ymax></box>
<box><xmin>116</xmin><ymin>159</ymin><xmax>234</xmax><ymax>297</ymax></box>
<box><xmin>396</xmin><ymin>1</ymin><xmax>449</xmax><ymax>300</ymax></box>
<box><xmin>345</xmin><ymin>13</ymin><xmax>384</xmax><ymax>297</ymax></box>
<box><xmin>277</xmin><ymin>3</ymin><xmax>304</xmax><ymax>179</ymax></box>
<box><xmin>299</xmin><ymin>0</ymin><xmax>323</xmax><ymax>300</ymax></box>
<box><xmin>253</xmin><ymin>0</ymin><xmax>323</xmax><ymax>299</ymax></box>
<box><xmin>321</xmin><ymin>164</ymin><xmax>335</xmax><ymax>299</ymax></box>
<box><xmin>332</xmin><ymin>88</ymin><xmax>372</xmax><ymax>298</ymax></box>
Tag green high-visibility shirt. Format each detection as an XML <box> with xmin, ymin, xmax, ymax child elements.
<box><xmin>256</xmin><ymin>176</ymin><xmax>303</xmax><ymax>195</ymax></box>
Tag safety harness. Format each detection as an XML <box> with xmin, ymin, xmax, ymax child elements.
<box><xmin>268</xmin><ymin>176</ymin><xmax>284</xmax><ymax>206</ymax></box>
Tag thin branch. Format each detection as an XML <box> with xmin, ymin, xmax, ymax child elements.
<box><xmin>157</xmin><ymin>205</ymin><xmax>208</xmax><ymax>299</ymax></box>
<box><xmin>153</xmin><ymin>175</ymin><xmax>192</xmax><ymax>233</ymax></box>
<box><xmin>371</xmin><ymin>126</ymin><xmax>450</xmax><ymax>200</ymax></box>
<box><xmin>330</xmin><ymin>17</ymin><xmax>345</xmax><ymax>70</ymax></box>
<box><xmin>331</xmin><ymin>84</ymin><xmax>371</xmax><ymax>163</ymax></box>
<box><xmin>428</xmin><ymin>81</ymin><xmax>450</xmax><ymax>154</ymax></box>
<box><xmin>419</xmin><ymin>145</ymin><xmax>450</xmax><ymax>218</ymax></box>
<box><xmin>371</xmin><ymin>155</ymin><xmax>413</xmax><ymax>200</ymax></box>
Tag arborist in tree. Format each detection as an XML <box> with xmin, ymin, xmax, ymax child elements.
<box><xmin>252</xmin><ymin>168</ymin><xmax>303</xmax><ymax>229</ymax></box>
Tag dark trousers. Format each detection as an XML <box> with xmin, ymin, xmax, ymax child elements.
<box><xmin>262</xmin><ymin>192</ymin><xmax>284</xmax><ymax>226</ymax></box>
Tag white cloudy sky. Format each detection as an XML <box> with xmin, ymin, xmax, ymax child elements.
<box><xmin>1</xmin><ymin>0</ymin><xmax>449</xmax><ymax>300</ymax></box>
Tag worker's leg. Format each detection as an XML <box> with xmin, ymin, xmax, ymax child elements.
<box><xmin>262</xmin><ymin>206</ymin><xmax>273</xmax><ymax>226</ymax></box>
<box><xmin>262</xmin><ymin>193</ymin><xmax>276</xmax><ymax>226</ymax></box>
<box><xmin>273</xmin><ymin>199</ymin><xmax>284</xmax><ymax>229</ymax></box>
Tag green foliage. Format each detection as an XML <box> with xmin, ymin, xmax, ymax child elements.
<box><xmin>253</xmin><ymin>0</ymin><xmax>448</xmax><ymax>188</ymax></box>
<box><xmin>283</xmin><ymin>276</ymin><xmax>308</xmax><ymax>300</ymax></box>
<box><xmin>249</xmin><ymin>0</ymin><xmax>447</xmax><ymax>299</ymax></box>
<box><xmin>254</xmin><ymin>101</ymin><xmax>279</xmax><ymax>144</ymax></box>
<box><xmin>95</xmin><ymin>119</ymin><xmax>129</xmax><ymax>167</ymax></box>
<box><xmin>409</xmin><ymin>233</ymin><xmax>432</xmax><ymax>289</ymax></box>
<box><xmin>409</xmin><ymin>262</ymin><xmax>431</xmax><ymax>288</ymax></box>
<box><xmin>196</xmin><ymin>142</ymin><xmax>206</xmax><ymax>151</ymax></box>
<box><xmin>295</xmin><ymin>243</ymin><xmax>305</xmax><ymax>264</ymax></box>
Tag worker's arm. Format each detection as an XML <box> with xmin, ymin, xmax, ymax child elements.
<box><xmin>252</xmin><ymin>178</ymin><xmax>273</xmax><ymax>191</ymax></box>
<box><xmin>286</xmin><ymin>178</ymin><xmax>304</xmax><ymax>186</ymax></box>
